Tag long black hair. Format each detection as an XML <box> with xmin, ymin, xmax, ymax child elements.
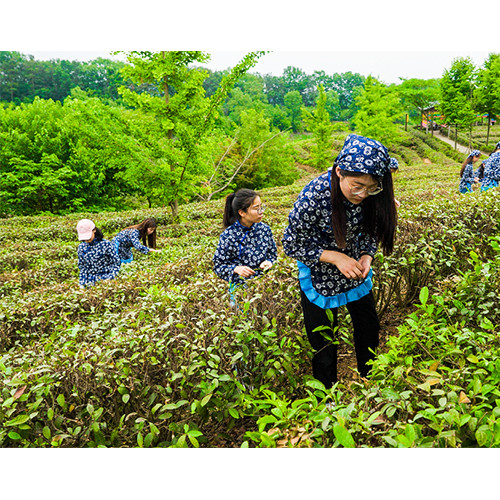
<box><xmin>126</xmin><ymin>218</ymin><xmax>157</xmax><ymax>248</ymax></box>
<box><xmin>460</xmin><ymin>153</ymin><xmax>480</xmax><ymax>177</ymax></box>
<box><xmin>223</xmin><ymin>189</ymin><xmax>259</xmax><ymax>228</ymax></box>
<box><xmin>330</xmin><ymin>167</ymin><xmax>397</xmax><ymax>255</ymax></box>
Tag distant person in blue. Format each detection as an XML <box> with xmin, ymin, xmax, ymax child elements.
<box><xmin>113</xmin><ymin>218</ymin><xmax>159</xmax><ymax>264</ymax></box>
<box><xmin>282</xmin><ymin>134</ymin><xmax>398</xmax><ymax>389</ymax></box>
<box><xmin>213</xmin><ymin>189</ymin><xmax>277</xmax><ymax>306</ymax></box>
<box><xmin>481</xmin><ymin>141</ymin><xmax>500</xmax><ymax>192</ymax></box>
<box><xmin>459</xmin><ymin>150</ymin><xmax>481</xmax><ymax>193</ymax></box>
<box><xmin>76</xmin><ymin>219</ymin><xmax>121</xmax><ymax>287</ymax></box>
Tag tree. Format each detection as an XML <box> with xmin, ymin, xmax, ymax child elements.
<box><xmin>396</xmin><ymin>77</ymin><xmax>440</xmax><ymax>128</ymax></box>
<box><xmin>353</xmin><ymin>76</ymin><xmax>404</xmax><ymax>146</ymax></box>
<box><xmin>302</xmin><ymin>85</ymin><xmax>334</xmax><ymax>170</ymax></box>
<box><xmin>116</xmin><ymin>50</ymin><xmax>264</xmax><ymax>218</ymax></box>
<box><xmin>284</xmin><ymin>90</ymin><xmax>304</xmax><ymax>132</ymax></box>
<box><xmin>439</xmin><ymin>57</ymin><xmax>477</xmax><ymax>149</ymax></box>
<box><xmin>476</xmin><ymin>53</ymin><xmax>500</xmax><ymax>147</ymax></box>
<box><xmin>0</xmin><ymin>91</ymin><xmax>156</xmax><ymax>215</ymax></box>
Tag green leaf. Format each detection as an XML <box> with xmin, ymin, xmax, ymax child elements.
<box><xmin>228</xmin><ymin>408</ymin><xmax>239</xmax><ymax>419</ymax></box>
<box><xmin>43</xmin><ymin>426</ymin><xmax>51</xmax><ymax>440</ymax></box>
<box><xmin>419</xmin><ymin>286</ymin><xmax>429</xmax><ymax>306</ymax></box>
<box><xmin>56</xmin><ymin>394</ymin><xmax>66</xmax><ymax>409</ymax></box>
<box><xmin>5</xmin><ymin>414</ymin><xmax>29</xmax><ymax>427</ymax></box>
<box><xmin>200</xmin><ymin>393</ymin><xmax>212</xmax><ymax>407</ymax></box>
<box><xmin>333</xmin><ymin>425</ymin><xmax>355</xmax><ymax>448</ymax></box>
<box><xmin>122</xmin><ymin>394</ymin><xmax>130</xmax><ymax>404</ymax></box>
<box><xmin>8</xmin><ymin>431</ymin><xmax>21</xmax><ymax>440</ymax></box>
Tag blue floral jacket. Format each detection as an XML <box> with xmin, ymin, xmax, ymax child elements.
<box><xmin>282</xmin><ymin>169</ymin><xmax>377</xmax><ymax>308</ymax></box>
<box><xmin>213</xmin><ymin>221</ymin><xmax>277</xmax><ymax>286</ymax></box>
<box><xmin>112</xmin><ymin>229</ymin><xmax>150</xmax><ymax>262</ymax></box>
<box><xmin>77</xmin><ymin>239</ymin><xmax>121</xmax><ymax>287</ymax></box>
<box><xmin>482</xmin><ymin>152</ymin><xmax>500</xmax><ymax>186</ymax></box>
<box><xmin>459</xmin><ymin>163</ymin><xmax>476</xmax><ymax>192</ymax></box>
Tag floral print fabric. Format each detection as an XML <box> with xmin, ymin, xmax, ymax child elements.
<box><xmin>336</xmin><ymin>134</ymin><xmax>392</xmax><ymax>177</ymax></box>
<box><xmin>482</xmin><ymin>152</ymin><xmax>500</xmax><ymax>191</ymax></box>
<box><xmin>112</xmin><ymin>229</ymin><xmax>150</xmax><ymax>262</ymax></box>
<box><xmin>213</xmin><ymin>221</ymin><xmax>277</xmax><ymax>286</ymax></box>
<box><xmin>77</xmin><ymin>239</ymin><xmax>121</xmax><ymax>287</ymax></box>
<box><xmin>282</xmin><ymin>168</ymin><xmax>377</xmax><ymax>303</ymax></box>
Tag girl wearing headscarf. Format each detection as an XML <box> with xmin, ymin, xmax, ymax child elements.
<box><xmin>113</xmin><ymin>218</ymin><xmax>159</xmax><ymax>264</ymax></box>
<box><xmin>459</xmin><ymin>150</ymin><xmax>481</xmax><ymax>193</ymax></box>
<box><xmin>213</xmin><ymin>188</ymin><xmax>277</xmax><ymax>306</ymax></box>
<box><xmin>282</xmin><ymin>134</ymin><xmax>397</xmax><ymax>389</ymax></box>
<box><xmin>481</xmin><ymin>141</ymin><xmax>500</xmax><ymax>192</ymax></box>
<box><xmin>76</xmin><ymin>219</ymin><xmax>121</xmax><ymax>287</ymax></box>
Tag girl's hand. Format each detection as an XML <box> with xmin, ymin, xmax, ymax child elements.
<box><xmin>234</xmin><ymin>266</ymin><xmax>255</xmax><ymax>278</ymax></box>
<box><xmin>321</xmin><ymin>250</ymin><xmax>364</xmax><ymax>280</ymax></box>
<box><xmin>358</xmin><ymin>254</ymin><xmax>373</xmax><ymax>279</ymax></box>
<box><xmin>260</xmin><ymin>260</ymin><xmax>272</xmax><ymax>271</ymax></box>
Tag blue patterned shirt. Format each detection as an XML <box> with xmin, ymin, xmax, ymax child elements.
<box><xmin>482</xmin><ymin>152</ymin><xmax>500</xmax><ymax>186</ymax></box>
<box><xmin>282</xmin><ymin>169</ymin><xmax>377</xmax><ymax>297</ymax></box>
<box><xmin>112</xmin><ymin>229</ymin><xmax>150</xmax><ymax>261</ymax></box>
<box><xmin>213</xmin><ymin>221</ymin><xmax>277</xmax><ymax>286</ymax></box>
<box><xmin>459</xmin><ymin>163</ymin><xmax>476</xmax><ymax>192</ymax></box>
<box><xmin>77</xmin><ymin>239</ymin><xmax>121</xmax><ymax>287</ymax></box>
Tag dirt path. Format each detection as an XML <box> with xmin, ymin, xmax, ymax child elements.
<box><xmin>433</xmin><ymin>131</ymin><xmax>489</xmax><ymax>156</ymax></box>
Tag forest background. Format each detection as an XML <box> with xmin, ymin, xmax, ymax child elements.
<box><xmin>1</xmin><ymin>50</ymin><xmax>499</xmax><ymax>220</ymax></box>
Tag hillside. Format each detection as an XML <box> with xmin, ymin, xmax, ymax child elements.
<box><xmin>1</xmin><ymin>128</ymin><xmax>500</xmax><ymax>448</ymax></box>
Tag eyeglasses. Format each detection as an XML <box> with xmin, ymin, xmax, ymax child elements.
<box><xmin>251</xmin><ymin>204</ymin><xmax>266</xmax><ymax>213</ymax></box>
<box><xmin>343</xmin><ymin>177</ymin><xmax>383</xmax><ymax>196</ymax></box>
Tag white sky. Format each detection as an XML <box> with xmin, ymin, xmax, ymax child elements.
<box><xmin>21</xmin><ymin>50</ymin><xmax>494</xmax><ymax>85</ymax></box>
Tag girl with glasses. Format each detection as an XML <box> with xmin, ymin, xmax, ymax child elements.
<box><xmin>213</xmin><ymin>188</ymin><xmax>277</xmax><ymax>306</ymax></box>
<box><xmin>282</xmin><ymin>134</ymin><xmax>398</xmax><ymax>390</ymax></box>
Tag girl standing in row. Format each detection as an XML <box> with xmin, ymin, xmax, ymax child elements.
<box><xmin>213</xmin><ymin>189</ymin><xmax>277</xmax><ymax>306</ymax></box>
<box><xmin>282</xmin><ymin>134</ymin><xmax>397</xmax><ymax>388</ymax></box>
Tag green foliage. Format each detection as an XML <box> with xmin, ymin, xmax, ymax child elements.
<box><xmin>284</xmin><ymin>91</ymin><xmax>303</xmax><ymax>133</ymax></box>
<box><xmin>116</xmin><ymin>51</ymin><xmax>265</xmax><ymax>217</ymax></box>
<box><xmin>0</xmin><ymin>51</ymin><xmax>127</xmax><ymax>103</ymax></box>
<box><xmin>0</xmin><ymin>92</ymin><xmax>158</xmax><ymax>215</ymax></box>
<box><xmin>354</xmin><ymin>76</ymin><xmax>405</xmax><ymax>146</ymax></box>
<box><xmin>3</xmin><ymin>101</ymin><xmax>500</xmax><ymax>448</ymax></box>
<box><xmin>302</xmin><ymin>85</ymin><xmax>334</xmax><ymax>170</ymax></box>
<box><xmin>439</xmin><ymin>57</ymin><xmax>477</xmax><ymax>132</ymax></box>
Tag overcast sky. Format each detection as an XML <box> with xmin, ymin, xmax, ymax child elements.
<box><xmin>23</xmin><ymin>50</ymin><xmax>494</xmax><ymax>85</ymax></box>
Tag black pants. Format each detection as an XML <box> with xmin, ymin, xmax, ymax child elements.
<box><xmin>300</xmin><ymin>288</ymin><xmax>380</xmax><ymax>388</ymax></box>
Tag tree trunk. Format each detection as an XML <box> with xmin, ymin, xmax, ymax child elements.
<box><xmin>454</xmin><ymin>126</ymin><xmax>458</xmax><ymax>150</ymax></box>
<box><xmin>487</xmin><ymin>113</ymin><xmax>491</xmax><ymax>147</ymax></box>
<box><xmin>170</xmin><ymin>199</ymin><xmax>178</xmax><ymax>220</ymax></box>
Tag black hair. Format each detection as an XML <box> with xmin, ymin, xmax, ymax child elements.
<box><xmin>460</xmin><ymin>153</ymin><xmax>480</xmax><ymax>177</ymax></box>
<box><xmin>126</xmin><ymin>217</ymin><xmax>157</xmax><ymax>248</ymax></box>
<box><xmin>223</xmin><ymin>189</ymin><xmax>259</xmax><ymax>228</ymax></box>
<box><xmin>94</xmin><ymin>227</ymin><xmax>104</xmax><ymax>241</ymax></box>
<box><xmin>331</xmin><ymin>167</ymin><xmax>397</xmax><ymax>255</ymax></box>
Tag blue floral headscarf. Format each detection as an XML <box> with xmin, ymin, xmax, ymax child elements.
<box><xmin>468</xmin><ymin>150</ymin><xmax>481</xmax><ymax>159</ymax></box>
<box><xmin>389</xmin><ymin>157</ymin><xmax>399</xmax><ymax>171</ymax></box>
<box><xmin>496</xmin><ymin>141</ymin><xmax>500</xmax><ymax>150</ymax></box>
<box><xmin>336</xmin><ymin>134</ymin><xmax>391</xmax><ymax>177</ymax></box>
